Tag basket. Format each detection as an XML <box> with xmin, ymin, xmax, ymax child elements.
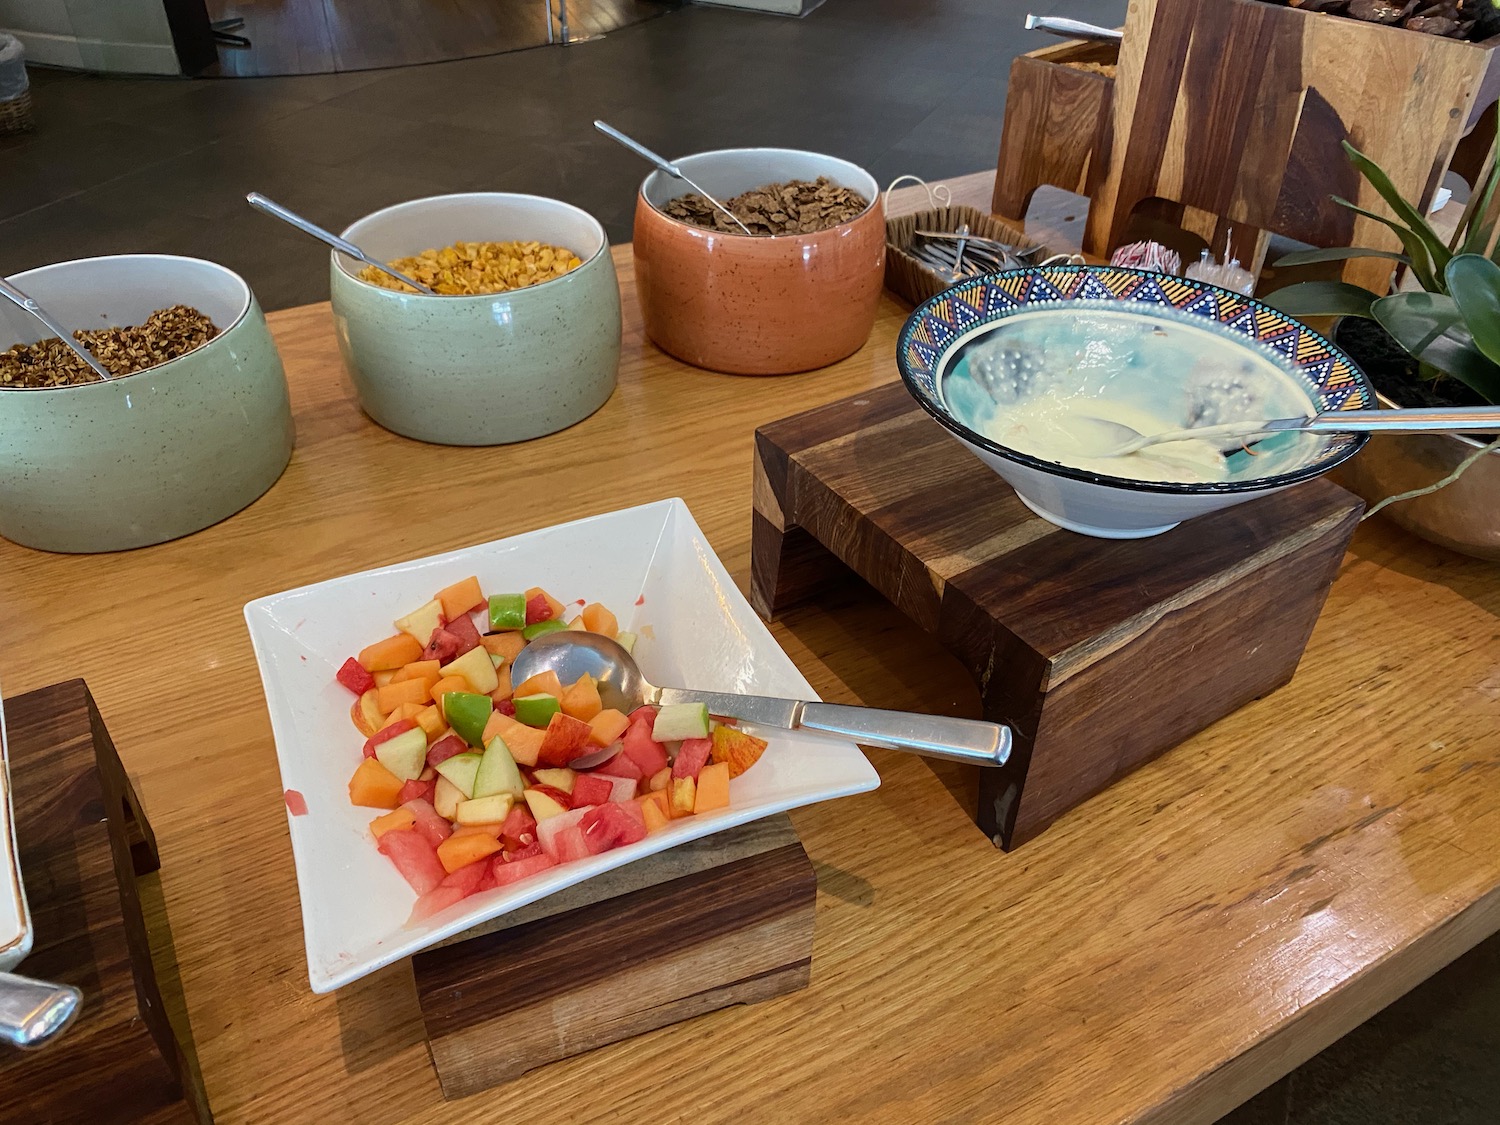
<box><xmin>884</xmin><ymin>205</ymin><xmax>1045</xmax><ymax>306</ymax></box>
<box><xmin>0</xmin><ymin>89</ymin><xmax>34</xmax><ymax>135</ymax></box>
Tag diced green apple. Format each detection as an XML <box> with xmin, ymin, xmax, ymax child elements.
<box><xmin>567</xmin><ymin>616</ymin><xmax>588</xmax><ymax>630</ymax></box>
<box><xmin>443</xmin><ymin>691</ymin><xmax>494</xmax><ymax>747</ymax></box>
<box><xmin>489</xmin><ymin>652</ymin><xmax>505</xmax><ymax>668</ymax></box>
<box><xmin>652</xmin><ymin>702</ymin><xmax>710</xmax><ymax>742</ymax></box>
<box><xmin>440</xmin><ymin>645</ymin><xmax>499</xmax><ymax>695</ymax></box>
<box><xmin>521</xmin><ymin>618</ymin><xmax>568</xmax><ymax>641</ymax></box>
<box><xmin>394</xmin><ymin>598</ymin><xmax>444</xmax><ymax>644</ymax></box>
<box><xmin>513</xmin><ymin>693</ymin><xmax>562</xmax><ymax>728</ymax></box>
<box><xmin>474</xmin><ymin>737</ymin><xmax>526</xmax><ymax>799</ymax></box>
<box><xmin>531</xmin><ymin>767</ymin><xmax>576</xmax><ymax>793</ymax></box>
<box><xmin>488</xmin><ymin>592</ymin><xmax>527</xmax><ymax>631</ymax></box>
<box><xmin>616</xmin><ymin>631</ymin><xmax>637</xmax><ymax>654</ymax></box>
<box><xmin>456</xmin><ymin>793</ymin><xmax>514</xmax><ymax>826</ymax></box>
<box><xmin>373</xmin><ymin>725</ymin><xmax>428</xmax><ymax>781</ymax></box>
<box><xmin>434</xmin><ymin>775</ymin><xmax>464</xmax><ymax>820</ymax></box>
<box><xmin>435</xmin><ymin>751</ymin><xmax>483</xmax><ymax>799</ymax></box>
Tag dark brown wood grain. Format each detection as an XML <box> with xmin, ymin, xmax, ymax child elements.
<box><xmin>412</xmin><ymin>820</ymin><xmax>816</xmax><ymax>1099</ymax></box>
<box><xmin>752</xmin><ymin>383</ymin><xmax>1364</xmax><ymax>848</ymax></box>
<box><xmin>1</xmin><ymin>681</ymin><xmax>209</xmax><ymax>1125</ymax></box>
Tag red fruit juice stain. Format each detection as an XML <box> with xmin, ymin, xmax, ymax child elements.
<box><xmin>284</xmin><ymin>789</ymin><xmax>309</xmax><ymax>816</ymax></box>
<box><xmin>635</xmin><ymin>594</ymin><xmax>646</xmax><ymax>606</ymax></box>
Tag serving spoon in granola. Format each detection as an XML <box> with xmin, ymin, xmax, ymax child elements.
<box><xmin>0</xmin><ymin>278</ymin><xmax>116</xmax><ymax>382</ymax></box>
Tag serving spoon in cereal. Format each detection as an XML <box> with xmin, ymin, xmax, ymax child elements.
<box><xmin>0</xmin><ymin>278</ymin><xmax>116</xmax><ymax>382</ymax></box>
<box><xmin>593</xmin><ymin>121</ymin><xmax>755</xmax><ymax>236</ymax></box>
<box><xmin>245</xmin><ymin>193</ymin><xmax>436</xmax><ymax>295</ymax></box>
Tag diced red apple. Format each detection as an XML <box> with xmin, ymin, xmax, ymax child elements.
<box><xmin>536</xmin><ymin>711</ymin><xmax>595</xmax><ymax>767</ymax></box>
<box><xmin>456</xmin><ymin>793</ymin><xmax>513</xmax><ymax>826</ymax></box>
<box><xmin>374</xmin><ymin>725</ymin><xmax>429</xmax><ymax>781</ymax></box>
<box><xmin>523</xmin><ymin>786</ymin><xmax>572</xmax><ymax>821</ymax></box>
<box><xmin>395</xmin><ymin>599</ymin><xmax>445</xmax><ymax>644</ymax></box>
<box><xmin>531</xmin><ymin>767</ymin><xmax>576</xmax><ymax>793</ymax></box>
<box><xmin>363</xmin><ymin>717</ymin><xmax>418</xmax><ymax>760</ymax></box>
<box><xmin>433</xmin><ymin>775</ymin><xmax>464</xmax><ymax>821</ymax></box>
<box><xmin>425</xmin><ymin>733</ymin><xmax>469</xmax><ymax>769</ymax></box>
<box><xmin>441</xmin><ymin>645</ymin><xmax>498</xmax><ymax>696</ymax></box>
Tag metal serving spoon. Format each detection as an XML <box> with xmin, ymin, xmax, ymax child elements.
<box><xmin>244</xmin><ymin>193</ymin><xmax>436</xmax><ymax>295</ymax></box>
<box><xmin>0</xmin><ymin>970</ymin><xmax>81</xmax><ymax>1049</ymax></box>
<box><xmin>0</xmin><ymin>278</ymin><xmax>116</xmax><ymax>382</ymax></box>
<box><xmin>509</xmin><ymin>631</ymin><xmax>1010</xmax><ymax>768</ymax></box>
<box><xmin>1075</xmin><ymin>405</ymin><xmax>1500</xmax><ymax>458</ymax></box>
<box><xmin>593</xmin><ymin>121</ymin><xmax>755</xmax><ymax>236</ymax></box>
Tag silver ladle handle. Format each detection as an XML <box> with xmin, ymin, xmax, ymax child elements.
<box><xmin>0</xmin><ymin>278</ymin><xmax>116</xmax><ymax>382</ymax></box>
<box><xmin>797</xmin><ymin>704</ymin><xmax>1010</xmax><ymax>766</ymax></box>
<box><xmin>244</xmin><ymin>193</ymin><xmax>435</xmax><ymax>294</ymax></box>
<box><xmin>0</xmin><ymin>971</ymin><xmax>82</xmax><ymax>1049</ymax></box>
<box><xmin>592</xmin><ymin>121</ymin><xmax>754</xmax><ymax>235</ymax></box>
<box><xmin>1024</xmin><ymin>14</ymin><xmax>1123</xmax><ymax>42</ymax></box>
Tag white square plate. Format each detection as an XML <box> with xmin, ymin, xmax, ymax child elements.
<box><xmin>245</xmin><ymin>499</ymin><xmax>879</xmax><ymax>992</ymax></box>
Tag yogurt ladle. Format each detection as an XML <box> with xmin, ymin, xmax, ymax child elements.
<box><xmin>508</xmin><ymin>630</ymin><xmax>1010</xmax><ymax>768</ymax></box>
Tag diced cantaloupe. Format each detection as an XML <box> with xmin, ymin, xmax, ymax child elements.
<box><xmin>490</xmin><ymin>664</ymin><xmax>513</xmax><ymax>703</ymax></box>
<box><xmin>484</xmin><ymin>714</ymin><xmax>545</xmax><ymax>767</ymax></box>
<box><xmin>391</xmin><ymin>659</ymin><xmax>441</xmax><ymax>684</ymax></box>
<box><xmin>580</xmin><ymin>602</ymin><xmax>618</xmax><ymax>638</ymax></box>
<box><xmin>349</xmin><ymin>757</ymin><xmax>406</xmax><ymax>809</ymax></box>
<box><xmin>480</xmin><ymin>632</ymin><xmax>526</xmax><ymax>662</ymax></box>
<box><xmin>373</xmin><ymin>669</ymin><xmax>397</xmax><ymax>688</ymax></box>
<box><xmin>524</xmin><ymin>586</ymin><xmax>567</xmax><ymax>621</ymax></box>
<box><xmin>514</xmin><ymin>669</ymin><xmax>565</xmax><ymax>700</ymax></box>
<box><xmin>359</xmin><ymin>633</ymin><xmax>424</xmax><ymax>672</ymax></box>
<box><xmin>638</xmin><ymin>790</ymin><xmax>671</xmax><ymax>833</ymax></box>
<box><xmin>377</xmin><ymin>678</ymin><xmax>430</xmax><ymax>712</ymax></box>
<box><xmin>560</xmin><ymin>674</ymin><xmax>603</xmax><ymax>722</ymax></box>
<box><xmin>449</xmin><ymin>823</ymin><xmax>503</xmax><ymax>840</ymax></box>
<box><xmin>436</xmin><ymin>830</ymin><xmax>503</xmax><ymax>874</ymax></box>
<box><xmin>669</xmin><ymin>775</ymin><xmax>696</xmax><ymax>818</ymax></box>
<box><xmin>693</xmin><ymin>762</ymin><xmax>730</xmax><ymax>814</ymax></box>
<box><xmin>370</xmin><ymin>807</ymin><xmax>417</xmax><ymax>838</ymax></box>
<box><xmin>587</xmin><ymin>708</ymin><xmax>630</xmax><ymax>747</ymax></box>
<box><xmin>413</xmin><ymin>705</ymin><xmax>445</xmax><ymax>740</ymax></box>
<box><xmin>436</xmin><ymin>576</ymin><xmax>485</xmax><ymax>622</ymax></box>
<box><xmin>380</xmin><ymin>702</ymin><xmax>424</xmax><ymax>731</ymax></box>
<box><xmin>430</xmin><ymin>676</ymin><xmax>471</xmax><ymax>714</ymax></box>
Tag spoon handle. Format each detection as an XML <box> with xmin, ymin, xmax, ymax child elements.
<box><xmin>0</xmin><ymin>278</ymin><xmax>115</xmax><ymax>382</ymax></box>
<box><xmin>245</xmin><ymin>194</ymin><xmax>435</xmax><ymax>294</ymax></box>
<box><xmin>1306</xmin><ymin>406</ymin><xmax>1500</xmax><ymax>433</ymax></box>
<box><xmin>654</xmin><ymin>688</ymin><xmax>1009</xmax><ymax>766</ymax></box>
<box><xmin>593</xmin><ymin>120</ymin><xmax>680</xmax><ymax>176</ymax></box>
<box><xmin>0</xmin><ymin>971</ymin><xmax>82</xmax><ymax>1049</ymax></box>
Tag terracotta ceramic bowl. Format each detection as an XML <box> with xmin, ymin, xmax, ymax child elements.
<box><xmin>330</xmin><ymin>193</ymin><xmax>622</xmax><ymax>446</ymax></box>
<box><xmin>633</xmin><ymin>148</ymin><xmax>884</xmax><ymax>375</ymax></box>
<box><xmin>0</xmin><ymin>255</ymin><xmax>294</xmax><ymax>554</ymax></box>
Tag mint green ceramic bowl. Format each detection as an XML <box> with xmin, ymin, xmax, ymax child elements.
<box><xmin>0</xmin><ymin>255</ymin><xmax>294</xmax><ymax>554</ymax></box>
<box><xmin>329</xmin><ymin>193</ymin><xmax>622</xmax><ymax>446</ymax></box>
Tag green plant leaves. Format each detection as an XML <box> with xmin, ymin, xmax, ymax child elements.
<box><xmin>1373</xmin><ymin>289</ymin><xmax>1500</xmax><ymax>404</ymax></box>
<box><xmin>1341</xmin><ymin>140</ymin><xmax>1453</xmax><ymax>282</ymax></box>
<box><xmin>1271</xmin><ymin>247</ymin><xmax>1411</xmax><ymax>268</ymax></box>
<box><xmin>1261</xmin><ymin>281</ymin><xmax>1379</xmax><ymax>318</ymax></box>
<box><xmin>1445</xmin><ymin>254</ymin><xmax>1500</xmax><ymax>366</ymax></box>
<box><xmin>1331</xmin><ymin>196</ymin><xmax>1440</xmax><ymax>292</ymax></box>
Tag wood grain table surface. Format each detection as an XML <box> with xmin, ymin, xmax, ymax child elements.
<box><xmin>1</xmin><ymin>176</ymin><xmax>1496</xmax><ymax>1125</ymax></box>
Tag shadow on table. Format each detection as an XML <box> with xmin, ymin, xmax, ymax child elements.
<box><xmin>335</xmin><ymin>961</ymin><xmax>428</xmax><ymax>1075</ymax></box>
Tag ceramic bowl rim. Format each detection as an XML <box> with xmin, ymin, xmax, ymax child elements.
<box><xmin>0</xmin><ymin>254</ymin><xmax>253</xmax><ymax>395</ymax></box>
<box><xmin>637</xmin><ymin>146</ymin><xmax>881</xmax><ymax>241</ymax></box>
<box><xmin>332</xmin><ymin>192</ymin><xmax>610</xmax><ymax>301</ymax></box>
<box><xmin>896</xmin><ymin>264</ymin><xmax>1376</xmax><ymax>496</ymax></box>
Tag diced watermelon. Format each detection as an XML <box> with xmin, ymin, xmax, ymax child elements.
<box><xmin>524</xmin><ymin>593</ymin><xmax>554</xmax><ymax>625</ymax></box>
<box><xmin>363</xmin><ymin>718</ymin><xmax>418</xmax><ymax>760</ymax></box>
<box><xmin>504</xmin><ymin>840</ymin><xmax>544</xmax><ymax>861</ymax></box>
<box><xmin>621</xmin><ymin>720</ymin><xmax>669</xmax><ymax>776</ymax></box>
<box><xmin>489</xmin><ymin>850</ymin><xmax>558</xmax><ymax>888</ymax></box>
<box><xmin>475</xmin><ymin>865</ymin><xmax>498</xmax><ymax>892</ymax></box>
<box><xmin>408</xmin><ymin>885</ymin><xmax>469</xmax><ymax>924</ymax></box>
<box><xmin>402</xmin><ymin>798</ymin><xmax>453</xmax><ymax>849</ymax></box>
<box><xmin>336</xmin><ymin>657</ymin><xmax>376</xmax><ymax>696</ymax></box>
<box><xmin>440</xmin><ymin>859</ymin><xmax>488</xmax><ymax>895</ymax></box>
<box><xmin>284</xmin><ymin>788</ymin><xmax>308</xmax><ymax>816</ymax></box>
<box><xmin>397</xmin><ymin>777</ymin><xmax>436</xmax><ymax>805</ymax></box>
<box><xmin>552</xmin><ymin>825</ymin><xmax>591</xmax><ymax>863</ymax></box>
<box><xmin>672</xmin><ymin>737</ymin><xmax>713</xmax><ymax>780</ymax></box>
<box><xmin>378</xmin><ymin>828</ymin><xmax>447</xmax><ymax>895</ymax></box>
<box><xmin>535</xmin><ymin>806</ymin><xmax>593</xmax><ymax>861</ymax></box>
<box><xmin>499</xmin><ymin>804</ymin><xmax>537</xmax><ymax>850</ymax></box>
<box><xmin>627</xmin><ymin>705</ymin><xmax>659</xmax><ymax>729</ymax></box>
<box><xmin>569</xmin><ymin>773</ymin><xmax>614</xmax><ymax>808</ymax></box>
<box><xmin>495</xmin><ymin>698</ymin><xmax>517</xmax><ymax>718</ymax></box>
<box><xmin>421</xmin><ymin>627</ymin><xmax>463</xmax><ymax>664</ymax></box>
<box><xmin>426</xmin><ymin>733</ymin><xmax>469</xmax><ymax>769</ymax></box>
<box><xmin>444</xmin><ymin>612</ymin><xmax>482</xmax><ymax>656</ymax></box>
<box><xmin>580</xmin><ymin>801</ymin><xmax>647</xmax><ymax>854</ymax></box>
<box><xmin>593</xmin><ymin>748</ymin><xmax>644</xmax><ymax>781</ymax></box>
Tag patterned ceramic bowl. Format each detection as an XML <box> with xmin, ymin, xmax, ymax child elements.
<box><xmin>896</xmin><ymin>266</ymin><xmax>1378</xmax><ymax>538</ymax></box>
<box><xmin>633</xmin><ymin>148</ymin><xmax>885</xmax><ymax>375</ymax></box>
<box><xmin>330</xmin><ymin>193</ymin><xmax>622</xmax><ymax>446</ymax></box>
<box><xmin>0</xmin><ymin>255</ymin><xmax>294</xmax><ymax>553</ymax></box>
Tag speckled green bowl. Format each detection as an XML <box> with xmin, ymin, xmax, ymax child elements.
<box><xmin>330</xmin><ymin>193</ymin><xmax>622</xmax><ymax>446</ymax></box>
<box><xmin>0</xmin><ymin>255</ymin><xmax>294</xmax><ymax>554</ymax></box>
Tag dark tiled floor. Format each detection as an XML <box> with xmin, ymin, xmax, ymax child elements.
<box><xmin>4</xmin><ymin>4</ymin><xmax>1500</xmax><ymax>1120</ymax></box>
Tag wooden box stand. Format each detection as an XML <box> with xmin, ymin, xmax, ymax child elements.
<box><xmin>1</xmin><ymin>680</ymin><xmax>210</xmax><ymax>1124</ymax></box>
<box><xmin>413</xmin><ymin>815</ymin><xmax>815</xmax><ymax>1100</ymax></box>
<box><xmin>751</xmin><ymin>384</ymin><xmax>1364</xmax><ymax>849</ymax></box>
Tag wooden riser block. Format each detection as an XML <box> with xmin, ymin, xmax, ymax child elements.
<box><xmin>1</xmin><ymin>680</ymin><xmax>210</xmax><ymax>1125</ymax></box>
<box><xmin>751</xmin><ymin>383</ymin><xmax>1363</xmax><ymax>849</ymax></box>
<box><xmin>413</xmin><ymin>816</ymin><xmax>815</xmax><ymax>1100</ymax></box>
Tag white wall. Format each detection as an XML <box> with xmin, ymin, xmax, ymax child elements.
<box><xmin>0</xmin><ymin>0</ymin><xmax>180</xmax><ymax>74</ymax></box>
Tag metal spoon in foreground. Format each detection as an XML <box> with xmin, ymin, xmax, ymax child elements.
<box><xmin>509</xmin><ymin>631</ymin><xmax>1010</xmax><ymax>768</ymax></box>
<box><xmin>593</xmin><ymin>121</ymin><xmax>755</xmax><ymax>236</ymax></box>
<box><xmin>1074</xmin><ymin>405</ymin><xmax>1500</xmax><ymax>459</ymax></box>
<box><xmin>0</xmin><ymin>278</ymin><xmax>116</xmax><ymax>383</ymax></box>
<box><xmin>0</xmin><ymin>970</ymin><xmax>81</xmax><ymax>1049</ymax></box>
<box><xmin>244</xmin><ymin>193</ymin><xmax>436</xmax><ymax>295</ymax></box>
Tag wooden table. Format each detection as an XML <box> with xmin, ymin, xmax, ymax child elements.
<box><xmin>2</xmin><ymin>182</ymin><xmax>1498</xmax><ymax>1125</ymax></box>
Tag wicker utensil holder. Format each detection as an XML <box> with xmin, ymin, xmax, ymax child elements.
<box><xmin>884</xmin><ymin>205</ymin><xmax>1043</xmax><ymax>306</ymax></box>
<box><xmin>0</xmin><ymin>89</ymin><xmax>34</xmax><ymax>134</ymax></box>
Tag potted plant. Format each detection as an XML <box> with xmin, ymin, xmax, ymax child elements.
<box><xmin>1264</xmin><ymin>135</ymin><xmax>1500</xmax><ymax>560</ymax></box>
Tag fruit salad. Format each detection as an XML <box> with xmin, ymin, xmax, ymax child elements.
<box><xmin>333</xmin><ymin>576</ymin><xmax>769</xmax><ymax>924</ymax></box>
